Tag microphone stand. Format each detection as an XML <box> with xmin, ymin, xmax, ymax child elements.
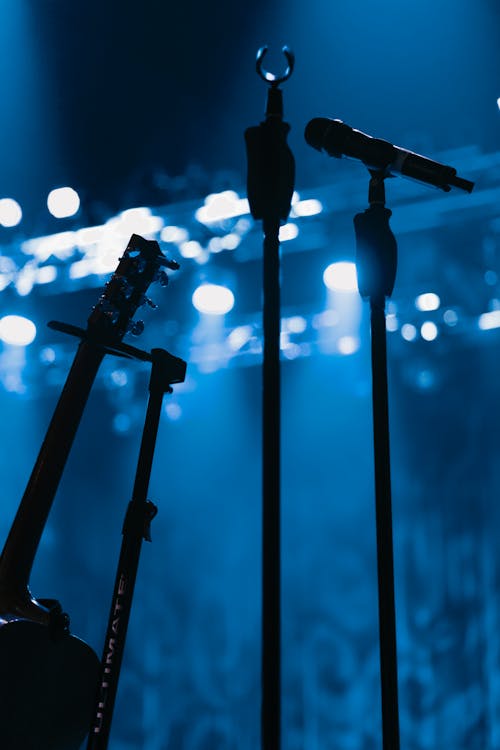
<box><xmin>86</xmin><ymin>347</ymin><xmax>186</xmax><ymax>750</ymax></box>
<box><xmin>353</xmin><ymin>171</ymin><xmax>400</xmax><ymax>750</ymax></box>
<box><xmin>244</xmin><ymin>46</ymin><xmax>295</xmax><ymax>750</ymax></box>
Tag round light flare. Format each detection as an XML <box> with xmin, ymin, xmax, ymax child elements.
<box><xmin>47</xmin><ymin>187</ymin><xmax>80</xmax><ymax>218</ymax></box>
<box><xmin>323</xmin><ymin>262</ymin><xmax>358</xmax><ymax>292</ymax></box>
<box><xmin>0</xmin><ymin>198</ymin><xmax>22</xmax><ymax>227</ymax></box>
<box><xmin>415</xmin><ymin>292</ymin><xmax>440</xmax><ymax>312</ymax></box>
<box><xmin>0</xmin><ymin>315</ymin><xmax>37</xmax><ymax>346</ymax></box>
<box><xmin>192</xmin><ymin>283</ymin><xmax>235</xmax><ymax>315</ymax></box>
<box><xmin>401</xmin><ymin>323</ymin><xmax>417</xmax><ymax>342</ymax></box>
<box><xmin>338</xmin><ymin>336</ymin><xmax>360</xmax><ymax>355</ymax></box>
<box><xmin>421</xmin><ymin>321</ymin><xmax>439</xmax><ymax>341</ymax></box>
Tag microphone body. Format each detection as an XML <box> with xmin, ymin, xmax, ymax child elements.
<box><xmin>305</xmin><ymin>118</ymin><xmax>474</xmax><ymax>193</ymax></box>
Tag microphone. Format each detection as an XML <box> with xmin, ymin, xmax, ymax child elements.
<box><xmin>305</xmin><ymin>117</ymin><xmax>474</xmax><ymax>193</ymax></box>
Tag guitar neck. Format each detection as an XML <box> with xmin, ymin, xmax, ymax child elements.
<box><xmin>0</xmin><ymin>341</ymin><xmax>105</xmax><ymax>592</ymax></box>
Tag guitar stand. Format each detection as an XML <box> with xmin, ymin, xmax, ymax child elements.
<box><xmin>353</xmin><ymin>171</ymin><xmax>400</xmax><ymax>750</ymax></box>
<box><xmin>86</xmin><ymin>347</ymin><xmax>186</xmax><ymax>750</ymax></box>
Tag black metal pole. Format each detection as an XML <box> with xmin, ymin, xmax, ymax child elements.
<box><xmin>370</xmin><ymin>295</ymin><xmax>400</xmax><ymax>750</ymax></box>
<box><xmin>262</xmin><ymin>218</ymin><xmax>282</xmax><ymax>750</ymax></box>
<box><xmin>87</xmin><ymin>348</ymin><xmax>186</xmax><ymax>750</ymax></box>
<box><xmin>354</xmin><ymin>174</ymin><xmax>400</xmax><ymax>750</ymax></box>
<box><xmin>245</xmin><ymin>45</ymin><xmax>295</xmax><ymax>750</ymax></box>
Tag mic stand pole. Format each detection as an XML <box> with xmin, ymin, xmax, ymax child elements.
<box><xmin>86</xmin><ymin>347</ymin><xmax>186</xmax><ymax>750</ymax></box>
<box><xmin>244</xmin><ymin>45</ymin><xmax>295</xmax><ymax>750</ymax></box>
<box><xmin>353</xmin><ymin>171</ymin><xmax>400</xmax><ymax>750</ymax></box>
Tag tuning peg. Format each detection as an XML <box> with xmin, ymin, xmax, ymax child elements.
<box><xmin>128</xmin><ymin>320</ymin><xmax>145</xmax><ymax>336</ymax></box>
<box><xmin>140</xmin><ymin>295</ymin><xmax>158</xmax><ymax>309</ymax></box>
<box><xmin>155</xmin><ymin>269</ymin><xmax>169</xmax><ymax>287</ymax></box>
<box><xmin>162</xmin><ymin>257</ymin><xmax>180</xmax><ymax>271</ymax></box>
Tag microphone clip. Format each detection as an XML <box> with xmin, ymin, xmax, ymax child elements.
<box><xmin>354</xmin><ymin>171</ymin><xmax>398</xmax><ymax>301</ymax></box>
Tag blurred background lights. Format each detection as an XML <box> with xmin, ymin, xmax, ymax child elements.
<box><xmin>180</xmin><ymin>240</ymin><xmax>203</xmax><ymax>259</ymax></box>
<box><xmin>0</xmin><ymin>198</ymin><xmax>22</xmax><ymax>227</ymax></box>
<box><xmin>401</xmin><ymin>323</ymin><xmax>418</xmax><ymax>342</ymax></box>
<box><xmin>161</xmin><ymin>225</ymin><xmax>189</xmax><ymax>244</ymax></box>
<box><xmin>386</xmin><ymin>314</ymin><xmax>399</xmax><ymax>332</ymax></box>
<box><xmin>195</xmin><ymin>191</ymin><xmax>249</xmax><ymax>225</ymax></box>
<box><xmin>338</xmin><ymin>335</ymin><xmax>360</xmax><ymax>355</ymax></box>
<box><xmin>279</xmin><ymin>223</ymin><xmax>299</xmax><ymax>242</ymax></box>
<box><xmin>497</xmin><ymin>96</ymin><xmax>500</xmax><ymax>110</ymax></box>
<box><xmin>478</xmin><ymin>310</ymin><xmax>500</xmax><ymax>330</ymax></box>
<box><xmin>192</xmin><ymin>283</ymin><xmax>235</xmax><ymax>315</ymax></box>
<box><xmin>291</xmin><ymin>198</ymin><xmax>323</xmax><ymax>217</ymax></box>
<box><xmin>421</xmin><ymin>321</ymin><xmax>439</xmax><ymax>341</ymax></box>
<box><xmin>0</xmin><ymin>315</ymin><xmax>37</xmax><ymax>346</ymax></box>
<box><xmin>443</xmin><ymin>309</ymin><xmax>459</xmax><ymax>326</ymax></box>
<box><xmin>227</xmin><ymin>325</ymin><xmax>253</xmax><ymax>351</ymax></box>
<box><xmin>323</xmin><ymin>261</ymin><xmax>358</xmax><ymax>292</ymax></box>
<box><xmin>415</xmin><ymin>292</ymin><xmax>441</xmax><ymax>311</ymax></box>
<box><xmin>164</xmin><ymin>402</ymin><xmax>182</xmax><ymax>421</ymax></box>
<box><xmin>47</xmin><ymin>187</ymin><xmax>80</xmax><ymax>218</ymax></box>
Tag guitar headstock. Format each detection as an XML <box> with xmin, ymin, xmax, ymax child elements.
<box><xmin>86</xmin><ymin>233</ymin><xmax>179</xmax><ymax>342</ymax></box>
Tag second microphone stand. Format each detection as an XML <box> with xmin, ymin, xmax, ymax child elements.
<box><xmin>245</xmin><ymin>46</ymin><xmax>295</xmax><ymax>750</ymax></box>
<box><xmin>353</xmin><ymin>171</ymin><xmax>400</xmax><ymax>750</ymax></box>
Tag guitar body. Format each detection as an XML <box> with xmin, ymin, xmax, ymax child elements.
<box><xmin>0</xmin><ymin>619</ymin><xmax>100</xmax><ymax>750</ymax></box>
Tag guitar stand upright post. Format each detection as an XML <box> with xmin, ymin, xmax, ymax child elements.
<box><xmin>353</xmin><ymin>171</ymin><xmax>400</xmax><ymax>750</ymax></box>
<box><xmin>87</xmin><ymin>347</ymin><xmax>186</xmax><ymax>750</ymax></box>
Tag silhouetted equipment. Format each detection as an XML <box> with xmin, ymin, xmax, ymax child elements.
<box><xmin>306</xmin><ymin>118</ymin><xmax>474</xmax><ymax>749</ymax></box>
<box><xmin>305</xmin><ymin>117</ymin><xmax>475</xmax><ymax>193</ymax></box>
<box><xmin>245</xmin><ymin>44</ymin><xmax>295</xmax><ymax>750</ymax></box>
<box><xmin>0</xmin><ymin>234</ymin><xmax>178</xmax><ymax>750</ymax></box>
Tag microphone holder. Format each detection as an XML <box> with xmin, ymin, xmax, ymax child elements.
<box><xmin>86</xmin><ymin>347</ymin><xmax>186</xmax><ymax>750</ymax></box>
<box><xmin>245</xmin><ymin>45</ymin><xmax>295</xmax><ymax>750</ymax></box>
<box><xmin>353</xmin><ymin>170</ymin><xmax>400</xmax><ymax>750</ymax></box>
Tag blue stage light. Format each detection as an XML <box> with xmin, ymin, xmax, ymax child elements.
<box><xmin>192</xmin><ymin>283</ymin><xmax>235</xmax><ymax>315</ymax></box>
<box><xmin>0</xmin><ymin>315</ymin><xmax>36</xmax><ymax>346</ymax></box>
<box><xmin>415</xmin><ymin>292</ymin><xmax>440</xmax><ymax>311</ymax></box>
<box><xmin>0</xmin><ymin>198</ymin><xmax>22</xmax><ymax>227</ymax></box>
<box><xmin>401</xmin><ymin>323</ymin><xmax>417</xmax><ymax>341</ymax></box>
<box><xmin>421</xmin><ymin>321</ymin><xmax>438</xmax><ymax>341</ymax></box>
<box><xmin>323</xmin><ymin>261</ymin><xmax>358</xmax><ymax>292</ymax></box>
<box><xmin>47</xmin><ymin>187</ymin><xmax>80</xmax><ymax>218</ymax></box>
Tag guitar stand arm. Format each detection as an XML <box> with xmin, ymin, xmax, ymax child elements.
<box><xmin>86</xmin><ymin>347</ymin><xmax>186</xmax><ymax>750</ymax></box>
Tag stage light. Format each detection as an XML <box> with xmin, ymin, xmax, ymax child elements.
<box><xmin>291</xmin><ymin>198</ymin><xmax>323</xmax><ymax>217</ymax></box>
<box><xmin>323</xmin><ymin>262</ymin><xmax>358</xmax><ymax>292</ymax></box>
<box><xmin>401</xmin><ymin>323</ymin><xmax>417</xmax><ymax>341</ymax></box>
<box><xmin>164</xmin><ymin>402</ymin><xmax>182</xmax><ymax>421</ymax></box>
<box><xmin>195</xmin><ymin>191</ymin><xmax>249</xmax><ymax>225</ymax></box>
<box><xmin>0</xmin><ymin>198</ymin><xmax>22</xmax><ymax>227</ymax></box>
<box><xmin>161</xmin><ymin>225</ymin><xmax>189</xmax><ymax>244</ymax></box>
<box><xmin>421</xmin><ymin>321</ymin><xmax>438</xmax><ymax>341</ymax></box>
<box><xmin>0</xmin><ymin>315</ymin><xmax>36</xmax><ymax>346</ymax></box>
<box><xmin>192</xmin><ymin>283</ymin><xmax>235</xmax><ymax>315</ymax></box>
<box><xmin>386</xmin><ymin>314</ymin><xmax>398</xmax><ymax>332</ymax></box>
<box><xmin>283</xmin><ymin>315</ymin><xmax>307</xmax><ymax>334</ymax></box>
<box><xmin>47</xmin><ymin>187</ymin><xmax>80</xmax><ymax>218</ymax></box>
<box><xmin>279</xmin><ymin>223</ymin><xmax>299</xmax><ymax>242</ymax></box>
<box><xmin>228</xmin><ymin>325</ymin><xmax>253</xmax><ymax>351</ymax></box>
<box><xmin>338</xmin><ymin>336</ymin><xmax>360</xmax><ymax>355</ymax></box>
<box><xmin>415</xmin><ymin>292</ymin><xmax>440</xmax><ymax>311</ymax></box>
<box><xmin>443</xmin><ymin>309</ymin><xmax>458</xmax><ymax>326</ymax></box>
<box><xmin>497</xmin><ymin>97</ymin><xmax>500</xmax><ymax>111</ymax></box>
<box><xmin>479</xmin><ymin>310</ymin><xmax>500</xmax><ymax>330</ymax></box>
<box><xmin>180</xmin><ymin>240</ymin><xmax>203</xmax><ymax>258</ymax></box>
